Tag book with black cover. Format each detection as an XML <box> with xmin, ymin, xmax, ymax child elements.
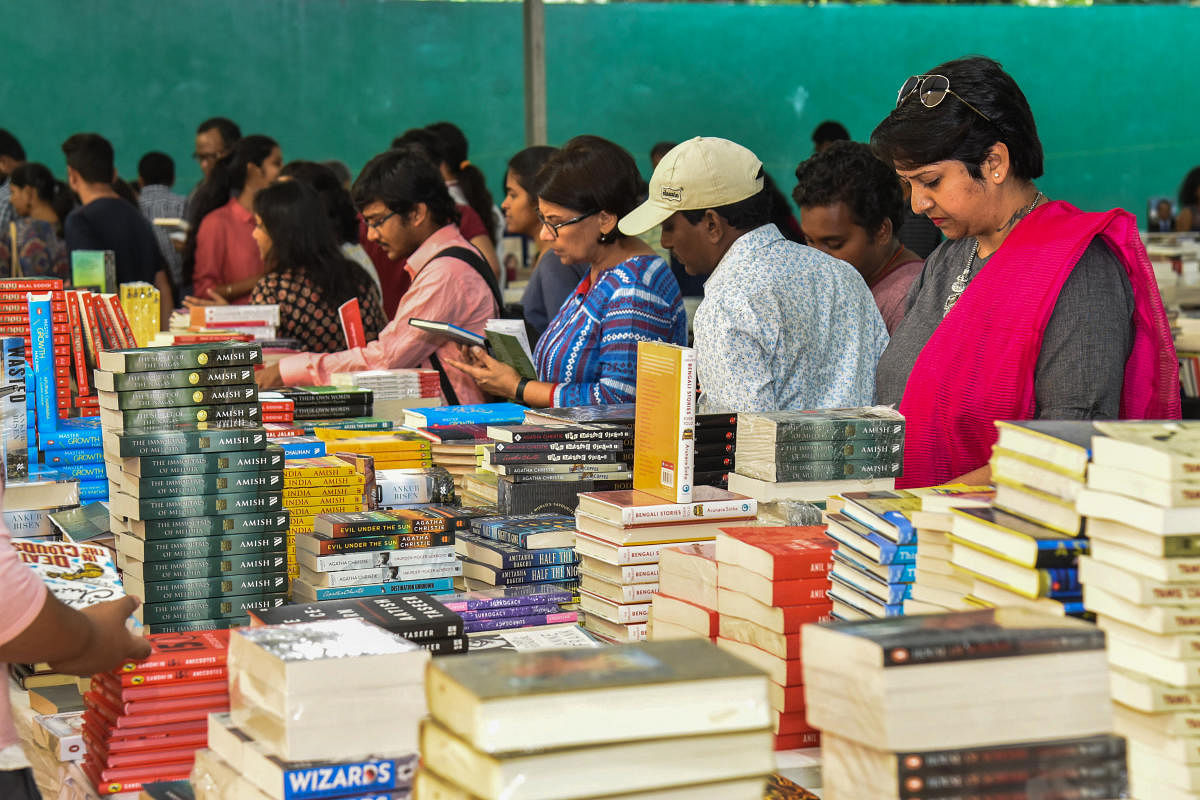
<box><xmin>249</xmin><ymin>593</ymin><xmax>463</xmax><ymax>641</ymax></box>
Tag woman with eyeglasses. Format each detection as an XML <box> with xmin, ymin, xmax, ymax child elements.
<box><xmin>446</xmin><ymin>135</ymin><xmax>687</xmax><ymax>407</ymax></box>
<box><xmin>871</xmin><ymin>56</ymin><xmax>1178</xmax><ymax>489</ymax></box>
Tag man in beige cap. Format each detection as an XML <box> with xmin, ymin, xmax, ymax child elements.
<box><xmin>620</xmin><ymin>136</ymin><xmax>887</xmax><ymax>411</ymax></box>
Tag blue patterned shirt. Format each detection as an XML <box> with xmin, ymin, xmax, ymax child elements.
<box><xmin>694</xmin><ymin>224</ymin><xmax>888</xmax><ymax>412</ymax></box>
<box><xmin>534</xmin><ymin>254</ymin><xmax>686</xmax><ymax>407</ymax></box>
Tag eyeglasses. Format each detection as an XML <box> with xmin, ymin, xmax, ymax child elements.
<box><xmin>365</xmin><ymin>210</ymin><xmax>398</xmax><ymax>230</ymax></box>
<box><xmin>192</xmin><ymin>151</ymin><xmax>222</xmax><ymax>165</ymax></box>
<box><xmin>538</xmin><ymin>210</ymin><xmax>596</xmax><ymax>240</ymax></box>
<box><xmin>896</xmin><ymin>74</ymin><xmax>992</xmax><ymax>123</ymax></box>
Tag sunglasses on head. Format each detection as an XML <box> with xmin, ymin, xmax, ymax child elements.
<box><xmin>897</xmin><ymin>74</ymin><xmax>992</xmax><ymax>123</ymax></box>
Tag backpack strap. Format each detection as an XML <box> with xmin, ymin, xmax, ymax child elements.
<box><xmin>423</xmin><ymin>245</ymin><xmax>498</xmax><ymax>406</ymax></box>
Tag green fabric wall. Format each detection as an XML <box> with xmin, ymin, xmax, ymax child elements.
<box><xmin>6</xmin><ymin>1</ymin><xmax>1197</xmax><ymax>216</ymax></box>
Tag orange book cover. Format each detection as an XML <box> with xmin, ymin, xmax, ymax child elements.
<box><xmin>633</xmin><ymin>341</ymin><xmax>696</xmax><ymax>503</ymax></box>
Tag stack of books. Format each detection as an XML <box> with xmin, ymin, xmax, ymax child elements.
<box><xmin>728</xmin><ymin>408</ymin><xmax>902</xmax><ymax>508</ymax></box>
<box><xmin>416</xmin><ymin>639</ymin><xmax>776</xmax><ymax>798</ymax></box>
<box><xmin>195</xmin><ymin>618</ymin><xmax>428</xmax><ymax>796</ymax></box>
<box><xmin>482</xmin><ymin>423</ymin><xmax>634</xmax><ymax>515</ymax></box>
<box><xmin>331</xmin><ymin>367</ymin><xmax>441</xmax><ymax>400</ymax></box>
<box><xmin>311</xmin><ymin>428</ymin><xmax>432</xmax><ymax>470</ymax></box>
<box><xmin>186</xmin><ymin>304</ymin><xmax>281</xmax><ymax>341</ymax></box>
<box><xmin>293</xmin><ymin>509</ymin><xmax>470</xmax><ymax>602</ymax></box>
<box><xmin>250</xmin><ymin>593</ymin><xmax>468</xmax><ymax>655</ymax></box>
<box><xmin>715</xmin><ymin>526</ymin><xmax>835</xmax><ymax>751</ymax></box>
<box><xmin>1074</xmin><ymin>421</ymin><xmax>1200</xmax><ymax>798</ymax></box>
<box><xmin>0</xmin><ymin>280</ymin><xmax>74</xmax><ymax>422</ymax></box>
<box><xmin>438</xmin><ymin>584</ymin><xmax>580</xmax><ymax>647</ymax></box>
<box><xmin>256</xmin><ymin>392</ymin><xmax>295</xmax><ymax>424</ymax></box>
<box><xmin>649</xmin><ymin>541</ymin><xmax>718</xmax><ymax>641</ymax></box>
<box><xmin>524</xmin><ymin>403</ymin><xmax>741</xmax><ymax>489</ymax></box>
<box><xmin>3</xmin><ymin>467</ymin><xmax>83</xmax><ymax>538</ymax></box>
<box><xmin>574</xmin><ymin>487</ymin><xmax>757</xmax><ymax>644</ymax></box>
<box><xmin>403</xmin><ymin>401</ymin><xmax>528</xmax><ymax>429</ymax></box>
<box><xmin>802</xmin><ymin>609</ymin><xmax>1126</xmax><ymax>799</ymax></box>
<box><xmin>455</xmin><ymin>514</ymin><xmax>580</xmax><ymax>631</ymax></box>
<box><xmin>281</xmin><ymin>456</ymin><xmax>363</xmax><ymax>578</ymax></box>
<box><xmin>904</xmin><ymin>484</ymin><xmax>994</xmax><ymax>614</ymax></box>
<box><xmin>279</xmin><ymin>385</ymin><xmax>373</xmax><ymax>421</ymax></box>
<box><xmin>0</xmin><ymin>336</ymin><xmax>29</xmax><ymax>479</ymax></box>
<box><xmin>990</xmin><ymin>420</ymin><xmax>1089</xmax><ymax>538</ymax></box>
<box><xmin>823</xmin><ymin>491</ymin><xmax>920</xmax><ymax>619</ymax></box>
<box><xmin>82</xmin><ymin>630</ymin><xmax>231</xmax><ymax>795</ymax></box>
<box><xmin>411</xmin><ymin>423</ymin><xmax>493</xmax><ymax>496</ymax></box>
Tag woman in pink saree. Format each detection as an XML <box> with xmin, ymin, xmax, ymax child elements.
<box><xmin>870</xmin><ymin>56</ymin><xmax>1179</xmax><ymax>489</ymax></box>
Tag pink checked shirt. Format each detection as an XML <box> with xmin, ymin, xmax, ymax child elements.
<box><xmin>0</xmin><ymin>493</ymin><xmax>48</xmax><ymax>751</ymax></box>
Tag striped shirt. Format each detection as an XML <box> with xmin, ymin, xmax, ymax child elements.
<box><xmin>534</xmin><ymin>254</ymin><xmax>686</xmax><ymax>407</ymax></box>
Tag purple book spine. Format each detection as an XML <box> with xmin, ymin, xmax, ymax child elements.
<box><xmin>464</xmin><ymin>611</ymin><xmax>579</xmax><ymax>632</ymax></box>
<box><xmin>459</xmin><ymin>603</ymin><xmax>563</xmax><ymax>622</ymax></box>
<box><xmin>439</xmin><ymin>589</ymin><xmax>574</xmax><ymax>612</ymax></box>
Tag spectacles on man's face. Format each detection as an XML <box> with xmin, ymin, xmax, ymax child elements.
<box><xmin>538</xmin><ymin>210</ymin><xmax>596</xmax><ymax>240</ymax></box>
<box><xmin>896</xmin><ymin>74</ymin><xmax>992</xmax><ymax>123</ymax></box>
<box><xmin>364</xmin><ymin>210</ymin><xmax>398</xmax><ymax>230</ymax></box>
<box><xmin>193</xmin><ymin>151</ymin><xmax>222</xmax><ymax>165</ymax></box>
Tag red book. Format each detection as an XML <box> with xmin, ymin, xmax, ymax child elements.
<box><xmin>0</xmin><ymin>312</ymin><xmax>67</xmax><ymax>325</ymax></box>
<box><xmin>775</xmin><ymin>730</ymin><xmax>820</xmax><ymax>751</ymax></box>
<box><xmin>83</xmin><ymin>759</ymin><xmax>189</xmax><ymax>796</ymax></box>
<box><xmin>770</xmin><ymin>682</ymin><xmax>807</xmax><ymax>713</ymax></box>
<box><xmin>94</xmin><ymin>295</ymin><xmax>124</xmax><ymax>349</ymax></box>
<box><xmin>103</xmin><ymin>744</ymin><xmax>202</xmax><ymax>770</ymax></box>
<box><xmin>775</xmin><ymin>710</ymin><xmax>818</xmax><ymax>737</ymax></box>
<box><xmin>262</xmin><ymin>413</ymin><xmax>296</xmax><ymax>423</ymax></box>
<box><xmin>0</xmin><ymin>291</ymin><xmax>66</xmax><ymax>303</ymax></box>
<box><xmin>117</xmin><ymin>630</ymin><xmax>230</xmax><ymax>674</ymax></box>
<box><xmin>65</xmin><ymin>292</ymin><xmax>90</xmax><ymax>396</ymax></box>
<box><xmin>715</xmin><ymin>526</ymin><xmax>836</xmax><ymax>580</ymax></box>
<box><xmin>85</xmin><ymin>754</ymin><xmax>194</xmax><ymax>787</ymax></box>
<box><xmin>76</xmin><ymin>395</ymin><xmax>100</xmax><ymax>407</ymax></box>
<box><xmin>173</xmin><ymin>333</ymin><xmax>255</xmax><ymax>344</ymax></box>
<box><xmin>106</xmin><ymin>295</ymin><xmax>137</xmax><ymax>348</ymax></box>
<box><xmin>719</xmin><ymin>571</ymin><xmax>831</xmax><ymax>607</ymax></box>
<box><xmin>0</xmin><ymin>278</ymin><xmax>64</xmax><ymax>291</ymax></box>
<box><xmin>260</xmin><ymin>399</ymin><xmax>294</xmax><ymax>414</ymax></box>
<box><xmin>94</xmin><ymin>673</ymin><xmax>227</xmax><ymax>701</ymax></box>
<box><xmin>83</xmin><ymin>714</ymin><xmax>207</xmax><ymax>745</ymax></box>
<box><xmin>339</xmin><ymin>298</ymin><xmax>366</xmax><ymax>348</ymax></box>
<box><xmin>77</xmin><ymin>291</ymin><xmax>103</xmax><ymax>367</ymax></box>
<box><xmin>90</xmin><ymin>681</ymin><xmax>228</xmax><ymax>717</ymax></box>
<box><xmin>86</xmin><ymin>690</ymin><xmax>227</xmax><ymax>728</ymax></box>
<box><xmin>0</xmin><ymin>301</ymin><xmax>65</xmax><ymax>314</ymax></box>
<box><xmin>115</xmin><ymin>664</ymin><xmax>228</xmax><ymax>688</ymax></box>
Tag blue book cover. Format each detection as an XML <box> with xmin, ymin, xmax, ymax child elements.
<box><xmin>832</xmin><ymin>547</ymin><xmax>917</xmax><ymax>585</ymax></box>
<box><xmin>79</xmin><ymin>479</ymin><xmax>109</xmax><ymax>501</ymax></box>
<box><xmin>832</xmin><ymin>551</ymin><xmax>913</xmax><ymax>606</ymax></box>
<box><xmin>42</xmin><ymin>446</ymin><xmax>105</xmax><ymax>465</ymax></box>
<box><xmin>828</xmin><ymin>515</ymin><xmax>917</xmax><ymax>566</ymax></box>
<box><xmin>276</xmin><ymin>753</ymin><xmax>416</xmax><ymax>800</ymax></box>
<box><xmin>459</xmin><ymin>557</ymin><xmax>580</xmax><ymax>586</ymax></box>
<box><xmin>279</xmin><ymin>437</ymin><xmax>327</xmax><ymax>458</ymax></box>
<box><xmin>54</xmin><ymin>463</ymin><xmax>106</xmax><ymax>480</ymax></box>
<box><xmin>302</xmin><ymin>577</ymin><xmax>453</xmax><ymax>600</ymax></box>
<box><xmin>27</xmin><ymin>294</ymin><xmax>56</xmax><ymax>432</ymax></box>
<box><xmin>410</xmin><ymin>402</ymin><xmax>529</xmax><ymax>427</ymax></box>
<box><xmin>1</xmin><ymin>337</ymin><xmax>28</xmax><ymax>480</ymax></box>
<box><xmin>458</xmin><ymin>603</ymin><xmax>563</xmax><ymax>621</ymax></box>
<box><xmin>829</xmin><ymin>573</ymin><xmax>905</xmax><ymax>617</ymax></box>
<box><xmin>39</xmin><ymin>419</ymin><xmax>103</xmax><ymax>450</ymax></box>
<box><xmin>456</xmin><ymin>531</ymin><xmax>577</xmax><ymax>570</ymax></box>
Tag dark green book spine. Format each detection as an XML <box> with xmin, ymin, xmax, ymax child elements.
<box><xmin>104</xmin><ymin>384</ymin><xmax>258</xmax><ymax>409</ymax></box>
<box><xmin>772</xmin><ymin>419</ymin><xmax>906</xmax><ymax>443</ymax></box>
<box><xmin>134</xmin><ymin>470</ymin><xmax>284</xmax><ymax>499</ymax></box>
<box><xmin>123</xmin><ymin>491</ymin><xmax>284</xmax><ymax>520</ymax></box>
<box><xmin>110</xmin><ymin>342</ymin><xmax>263</xmax><ymax>372</ymax></box>
<box><xmin>99</xmin><ymin>365</ymin><xmax>258</xmax><ymax>391</ymax></box>
<box><xmin>109</xmin><ymin>426</ymin><xmax>269</xmax><ymax>457</ymax></box>
<box><xmin>135</xmin><ymin>530</ymin><xmax>288</xmax><ymax>562</ymax></box>
<box><xmin>143</xmin><ymin>616</ymin><xmax>250</xmax><ymax>634</ymax></box>
<box><xmin>134</xmin><ymin>551</ymin><xmax>288</xmax><ymax>581</ymax></box>
<box><xmin>136</xmin><ymin>510</ymin><xmax>290</xmax><ymax>540</ymax></box>
<box><xmin>772</xmin><ymin>459</ymin><xmax>905</xmax><ymax>482</ymax></box>
<box><xmin>136</xmin><ymin>571</ymin><xmax>289</xmax><ymax>603</ymax></box>
<box><xmin>117</xmin><ymin>402</ymin><xmax>262</xmax><ymax>429</ymax></box>
<box><xmin>768</xmin><ymin>438</ymin><xmax>905</xmax><ymax>460</ymax></box>
<box><xmin>139</xmin><ymin>592</ymin><xmax>288</xmax><ymax>625</ymax></box>
<box><xmin>131</xmin><ymin>445</ymin><xmax>285</xmax><ymax>478</ymax></box>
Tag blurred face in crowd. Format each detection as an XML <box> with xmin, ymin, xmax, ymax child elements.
<box><xmin>660</xmin><ymin>211</ymin><xmax>723</xmax><ymax>277</ymax></box>
<box><xmin>800</xmin><ymin>201</ymin><xmax>890</xmax><ymax>280</ymax></box>
<box><xmin>194</xmin><ymin>128</ymin><xmax>228</xmax><ymax>178</ymax></box>
<box><xmin>252</xmin><ymin>214</ymin><xmax>273</xmax><ymax>261</ymax></box>
<box><xmin>501</xmin><ymin>170</ymin><xmax>539</xmax><ymax>239</ymax></box>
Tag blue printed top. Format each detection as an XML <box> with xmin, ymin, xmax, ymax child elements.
<box><xmin>534</xmin><ymin>254</ymin><xmax>686</xmax><ymax>407</ymax></box>
<box><xmin>693</xmin><ymin>224</ymin><xmax>888</xmax><ymax>412</ymax></box>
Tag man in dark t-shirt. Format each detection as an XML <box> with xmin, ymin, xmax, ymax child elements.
<box><xmin>62</xmin><ymin>133</ymin><xmax>173</xmax><ymax>328</ymax></box>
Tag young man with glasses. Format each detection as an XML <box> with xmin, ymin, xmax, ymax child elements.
<box><xmin>256</xmin><ymin>149</ymin><xmax>498</xmax><ymax>402</ymax></box>
<box><xmin>620</xmin><ymin>137</ymin><xmax>888</xmax><ymax>413</ymax></box>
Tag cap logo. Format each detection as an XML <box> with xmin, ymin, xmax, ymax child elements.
<box><xmin>659</xmin><ymin>185</ymin><xmax>683</xmax><ymax>204</ymax></box>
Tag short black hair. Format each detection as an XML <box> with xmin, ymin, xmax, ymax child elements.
<box><xmin>392</xmin><ymin>128</ymin><xmax>441</xmax><ymax>163</ymax></box>
<box><xmin>811</xmin><ymin>121</ymin><xmax>850</xmax><ymax>146</ymax></box>
<box><xmin>650</xmin><ymin>141</ymin><xmax>677</xmax><ymax>163</ymax></box>
<box><xmin>197</xmin><ymin>117</ymin><xmax>242</xmax><ymax>150</ymax></box>
<box><xmin>280</xmin><ymin>160</ymin><xmax>359</xmax><ymax>244</ymax></box>
<box><xmin>680</xmin><ymin>176</ymin><xmax>774</xmax><ymax>233</ymax></box>
<box><xmin>0</xmin><ymin>130</ymin><xmax>25</xmax><ymax>162</ymax></box>
<box><xmin>507</xmin><ymin>146</ymin><xmax>557</xmax><ymax>196</ymax></box>
<box><xmin>351</xmin><ymin>148</ymin><xmax>459</xmax><ymax>228</ymax></box>
<box><xmin>1180</xmin><ymin>167</ymin><xmax>1200</xmax><ymax>208</ymax></box>
<box><xmin>793</xmin><ymin>140</ymin><xmax>905</xmax><ymax>235</ymax></box>
<box><xmin>871</xmin><ymin>56</ymin><xmax>1043</xmax><ymax>182</ymax></box>
<box><xmin>61</xmin><ymin>133</ymin><xmax>115</xmax><ymax>184</ymax></box>
<box><xmin>138</xmin><ymin>151</ymin><xmax>175</xmax><ymax>187</ymax></box>
<box><xmin>535</xmin><ymin>135</ymin><xmax>646</xmax><ymax>235</ymax></box>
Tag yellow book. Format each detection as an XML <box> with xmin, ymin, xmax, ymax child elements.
<box><xmin>283</xmin><ymin>456</ymin><xmax>356</xmax><ymax>478</ymax></box>
<box><xmin>282</xmin><ymin>500</ymin><xmax>362</xmax><ymax>516</ymax></box>
<box><xmin>283</xmin><ymin>474</ymin><xmax>366</xmax><ymax>489</ymax></box>
<box><xmin>281</xmin><ymin>486</ymin><xmax>363</xmax><ymax>502</ymax></box>
<box><xmin>632</xmin><ymin>341</ymin><xmax>696</xmax><ymax>504</ymax></box>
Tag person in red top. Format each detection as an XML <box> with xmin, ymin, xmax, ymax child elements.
<box><xmin>0</xmin><ymin>487</ymin><xmax>149</xmax><ymax>799</ymax></box>
<box><xmin>183</xmin><ymin>135</ymin><xmax>282</xmax><ymax>303</ymax></box>
<box><xmin>257</xmin><ymin>148</ymin><xmax>498</xmax><ymax>403</ymax></box>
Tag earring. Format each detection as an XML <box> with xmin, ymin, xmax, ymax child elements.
<box><xmin>994</xmin><ymin>172</ymin><xmax>1000</xmax><ymax>179</ymax></box>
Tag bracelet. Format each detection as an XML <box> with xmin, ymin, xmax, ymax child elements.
<box><xmin>515</xmin><ymin>377</ymin><xmax>530</xmax><ymax>403</ymax></box>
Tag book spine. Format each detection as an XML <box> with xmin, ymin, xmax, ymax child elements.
<box><xmin>1</xmin><ymin>338</ymin><xmax>27</xmax><ymax>479</ymax></box>
<box><xmin>459</xmin><ymin>603</ymin><xmax>562</xmax><ymax>621</ymax></box>
<box><xmin>298</xmin><ymin>577</ymin><xmax>454</xmax><ymax>600</ymax></box>
<box><xmin>140</xmin><ymin>593</ymin><xmax>286</xmax><ymax>625</ymax></box>
<box><xmin>133</xmin><ymin>553</ymin><xmax>288</xmax><ymax>582</ymax></box>
<box><xmin>111</xmin><ymin>427</ymin><xmax>269</xmax><ymax>458</ymax></box>
<box><xmin>134</xmin><ymin>531</ymin><xmax>287</xmax><ymax>562</ymax></box>
<box><xmin>137</xmin><ymin>511</ymin><xmax>290</xmax><ymax>540</ymax></box>
<box><xmin>464</xmin><ymin>611</ymin><xmax>578</xmax><ymax>632</ymax></box>
<box><xmin>64</xmin><ymin>293</ymin><xmax>90</xmax><ymax>396</ymax></box>
<box><xmin>135</xmin><ymin>572</ymin><xmax>288</xmax><ymax>603</ymax></box>
<box><xmin>505</xmin><ymin>428</ymin><xmax>631</xmax><ymax>443</ymax></box>
<box><xmin>135</xmin><ymin>447</ymin><xmax>285</xmax><ymax>477</ymax></box>
<box><xmin>118</xmin><ymin>665</ymin><xmax>229</xmax><ymax>688</ymax></box>
<box><xmin>339</xmin><ymin>297</ymin><xmax>366</xmax><ymax>349</ymax></box>
<box><xmin>308</xmin><ymin>546</ymin><xmax>455</xmax><ymax>571</ymax></box>
<box><xmin>489</xmin><ymin>562</ymin><xmax>580</xmax><ymax>585</ymax></box>
<box><xmin>56</xmin><ymin>462</ymin><xmax>106</xmax><ymax>479</ymax></box>
<box><xmin>120</xmin><ymin>491</ymin><xmax>283</xmax><ymax>520</ymax></box>
<box><xmin>116</xmin><ymin>342</ymin><xmax>264</xmax><ymax>372</ymax></box>
<box><xmin>93</xmin><ymin>293</ymin><xmax>121</xmax><ymax>349</ymax></box>
<box><xmin>620</xmin><ymin>497</ymin><xmax>756</xmax><ymax>526</ymax></box>
<box><xmin>676</xmin><ymin>347</ymin><xmax>696</xmax><ymax>503</ymax></box>
<box><xmin>27</xmin><ymin>294</ymin><xmax>57</xmax><ymax>432</ymax></box>
<box><xmin>78</xmin><ymin>291</ymin><xmax>103</xmax><ymax>368</ymax></box>
<box><xmin>772</xmin><ymin>459</ymin><xmax>905</xmax><ymax>483</ymax></box>
<box><xmin>301</xmin><ymin>530</ymin><xmax>454</xmax><ymax>554</ymax></box>
<box><xmin>439</xmin><ymin>589</ymin><xmax>574</xmax><ymax>612</ymax></box>
<box><xmin>772</xmin><ymin>418</ymin><xmax>906</xmax><ymax>443</ymax></box>
<box><xmin>114</xmin><ymin>402</ymin><xmax>263</xmax><ymax>429</ymax></box>
<box><xmin>103</xmin><ymin>295</ymin><xmax>133</xmax><ymax>349</ymax></box>
<box><xmin>489</xmin><ymin>546</ymin><xmax>577</xmax><ymax>569</ymax></box>
<box><xmin>495</xmin><ymin>440</ymin><xmax>626</xmax><ymax>453</ymax></box>
<box><xmin>43</xmin><ymin>446</ymin><xmax>104</xmax><ymax>465</ymax></box>
<box><xmin>135</xmin><ymin>470</ymin><xmax>283</xmax><ymax>498</ymax></box>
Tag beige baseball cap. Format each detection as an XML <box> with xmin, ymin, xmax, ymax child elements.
<box><xmin>619</xmin><ymin>136</ymin><xmax>764</xmax><ymax>236</ymax></box>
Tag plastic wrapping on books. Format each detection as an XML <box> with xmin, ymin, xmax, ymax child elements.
<box><xmin>369</xmin><ymin>466</ymin><xmax>456</xmax><ymax>508</ymax></box>
<box><xmin>773</xmin><ymin>500</ymin><xmax>826</xmax><ymax>526</ymax></box>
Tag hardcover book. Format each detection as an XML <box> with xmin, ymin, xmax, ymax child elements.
<box><xmin>632</xmin><ymin>341</ymin><xmax>696</xmax><ymax>503</ymax></box>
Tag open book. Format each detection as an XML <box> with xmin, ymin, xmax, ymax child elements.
<box><xmin>484</xmin><ymin>319</ymin><xmax>536</xmax><ymax>380</ymax></box>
